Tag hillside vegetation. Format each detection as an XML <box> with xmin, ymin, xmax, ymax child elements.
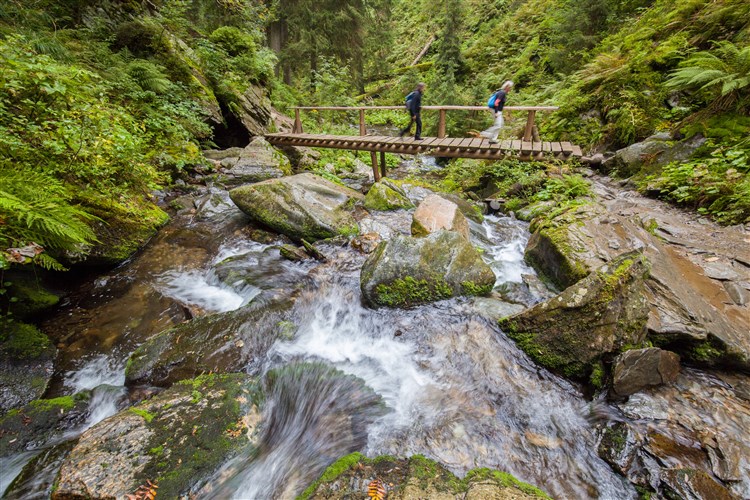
<box><xmin>0</xmin><ymin>0</ymin><xmax>748</xmax><ymax>293</ymax></box>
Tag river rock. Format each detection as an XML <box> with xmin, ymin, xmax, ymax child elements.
<box><xmin>214</xmin><ymin>245</ymin><xmax>312</xmax><ymax>293</ymax></box>
<box><xmin>499</xmin><ymin>251</ymin><xmax>649</xmax><ymax>380</ymax></box>
<box><xmin>411</xmin><ymin>194</ymin><xmax>470</xmax><ymax>240</ymax></box>
<box><xmin>4</xmin><ymin>440</ymin><xmax>76</xmax><ymax>499</ymax></box>
<box><xmin>523</xmin><ymin>190</ymin><xmax>750</xmax><ymax>371</ymax></box>
<box><xmin>53</xmin><ymin>374</ymin><xmax>262</xmax><ymax>500</ymax></box>
<box><xmin>229</xmin><ymin>173</ymin><xmax>363</xmax><ymax>242</ymax></box>
<box><xmin>660</xmin><ymin>468</ymin><xmax>736</xmax><ymax>500</ymax></box>
<box><xmin>360</xmin><ymin>230</ymin><xmax>496</xmax><ymax>308</ymax></box>
<box><xmin>125</xmin><ymin>293</ymin><xmax>297</xmax><ymax>387</ymax></box>
<box><xmin>300</xmin><ymin>453</ymin><xmax>549</xmax><ymax>499</ymax></box>
<box><xmin>0</xmin><ymin>323</ymin><xmax>56</xmax><ymax>414</ymax></box>
<box><xmin>0</xmin><ymin>394</ymin><xmax>89</xmax><ymax>457</ymax></box>
<box><xmin>610</xmin><ymin>348</ymin><xmax>680</xmax><ymax>397</ymax></box>
<box><xmin>601</xmin><ymin>133</ymin><xmax>706</xmax><ymax>178</ymax></box>
<box><xmin>275</xmin><ymin>144</ymin><xmax>321</xmax><ymax>171</ymax></box>
<box><xmin>364</xmin><ymin>181</ymin><xmax>413</xmax><ymax>211</ymax></box>
<box><xmin>208</xmin><ymin>136</ymin><xmax>292</xmax><ymax>188</ymax></box>
<box><xmin>234</xmin><ymin>84</ymin><xmax>274</xmax><ymax>137</ymax></box>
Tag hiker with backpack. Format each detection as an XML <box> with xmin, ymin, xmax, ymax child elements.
<box><xmin>480</xmin><ymin>80</ymin><xmax>514</xmax><ymax>144</ymax></box>
<box><xmin>399</xmin><ymin>83</ymin><xmax>426</xmax><ymax>140</ymax></box>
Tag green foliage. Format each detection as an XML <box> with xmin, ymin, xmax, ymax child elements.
<box><xmin>209</xmin><ymin>26</ymin><xmax>256</xmax><ymax>56</ymax></box>
<box><xmin>375</xmin><ymin>276</ymin><xmax>453</xmax><ymax>307</ymax></box>
<box><xmin>0</xmin><ymin>321</ymin><xmax>53</xmax><ymax>359</ymax></box>
<box><xmin>126</xmin><ymin>60</ymin><xmax>172</xmax><ymax>94</ymax></box>
<box><xmin>639</xmin><ymin>143</ymin><xmax>750</xmax><ymax>224</ymax></box>
<box><xmin>666</xmin><ymin>41</ymin><xmax>750</xmax><ymax>112</ymax></box>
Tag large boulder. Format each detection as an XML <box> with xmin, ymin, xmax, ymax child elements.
<box><xmin>53</xmin><ymin>374</ymin><xmax>261</xmax><ymax>500</ymax></box>
<box><xmin>206</xmin><ymin>137</ymin><xmax>292</xmax><ymax>188</ymax></box>
<box><xmin>234</xmin><ymin>84</ymin><xmax>274</xmax><ymax>137</ymax></box>
<box><xmin>411</xmin><ymin>194</ymin><xmax>470</xmax><ymax>240</ymax></box>
<box><xmin>601</xmin><ymin>133</ymin><xmax>707</xmax><ymax>178</ymax></box>
<box><xmin>0</xmin><ymin>323</ymin><xmax>56</xmax><ymax>414</ymax></box>
<box><xmin>499</xmin><ymin>252</ymin><xmax>650</xmax><ymax>380</ymax></box>
<box><xmin>610</xmin><ymin>348</ymin><xmax>680</xmax><ymax>397</ymax></box>
<box><xmin>125</xmin><ymin>294</ymin><xmax>296</xmax><ymax>387</ymax></box>
<box><xmin>300</xmin><ymin>453</ymin><xmax>550</xmax><ymax>499</ymax></box>
<box><xmin>229</xmin><ymin>173</ymin><xmax>364</xmax><ymax>242</ymax></box>
<box><xmin>523</xmin><ymin>187</ymin><xmax>750</xmax><ymax>371</ymax></box>
<box><xmin>360</xmin><ymin>230</ymin><xmax>495</xmax><ymax>308</ymax></box>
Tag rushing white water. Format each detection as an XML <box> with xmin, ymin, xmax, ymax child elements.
<box><xmin>473</xmin><ymin>214</ymin><xmax>537</xmax><ymax>284</ymax></box>
<box><xmin>202</xmin><ymin>215</ymin><xmax>633</xmax><ymax>499</ymax></box>
<box><xmin>0</xmin><ymin>452</ymin><xmax>39</xmax><ymax>497</ymax></box>
<box><xmin>156</xmin><ymin>241</ymin><xmax>271</xmax><ymax>313</ymax></box>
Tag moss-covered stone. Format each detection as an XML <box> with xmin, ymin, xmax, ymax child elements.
<box><xmin>53</xmin><ymin>374</ymin><xmax>262</xmax><ymax>500</ymax></box>
<box><xmin>300</xmin><ymin>453</ymin><xmax>550</xmax><ymax>499</ymax></box>
<box><xmin>0</xmin><ymin>393</ymin><xmax>90</xmax><ymax>456</ymax></box>
<box><xmin>499</xmin><ymin>251</ymin><xmax>650</xmax><ymax>381</ymax></box>
<box><xmin>364</xmin><ymin>182</ymin><xmax>414</xmax><ymax>211</ymax></box>
<box><xmin>360</xmin><ymin>231</ymin><xmax>495</xmax><ymax>308</ymax></box>
<box><xmin>1</xmin><ymin>270</ymin><xmax>59</xmax><ymax>320</ymax></box>
<box><xmin>229</xmin><ymin>173</ymin><xmax>363</xmax><ymax>242</ymax></box>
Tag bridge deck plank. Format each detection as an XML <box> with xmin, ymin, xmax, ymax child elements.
<box><xmin>550</xmin><ymin>142</ymin><xmax>562</xmax><ymax>153</ymax></box>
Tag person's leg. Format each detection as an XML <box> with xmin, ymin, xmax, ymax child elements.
<box><xmin>414</xmin><ymin>114</ymin><xmax>422</xmax><ymax>139</ymax></box>
<box><xmin>489</xmin><ymin>112</ymin><xmax>504</xmax><ymax>141</ymax></box>
<box><xmin>399</xmin><ymin>116</ymin><xmax>413</xmax><ymax>137</ymax></box>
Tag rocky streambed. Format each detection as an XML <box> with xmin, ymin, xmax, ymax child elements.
<box><xmin>1</xmin><ymin>139</ymin><xmax>749</xmax><ymax>499</ymax></box>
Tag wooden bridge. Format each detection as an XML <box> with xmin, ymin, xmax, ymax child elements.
<box><xmin>265</xmin><ymin>105</ymin><xmax>582</xmax><ymax>180</ymax></box>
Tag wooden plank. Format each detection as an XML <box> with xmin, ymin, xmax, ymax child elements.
<box><xmin>521</xmin><ymin>141</ymin><xmax>533</xmax><ymax>154</ymax></box>
<box><xmin>420</xmin><ymin>137</ymin><xmax>440</xmax><ymax>147</ymax></box>
<box><xmin>458</xmin><ymin>138</ymin><xmax>473</xmax><ymax>148</ymax></box>
<box><xmin>571</xmin><ymin>145</ymin><xmax>583</xmax><ymax>157</ymax></box>
<box><xmin>531</xmin><ymin>141</ymin><xmax>543</xmax><ymax>153</ymax></box>
<box><xmin>511</xmin><ymin>140</ymin><xmax>522</xmax><ymax>151</ymax></box>
<box><xmin>468</xmin><ymin>138</ymin><xmax>485</xmax><ymax>149</ymax></box>
<box><xmin>447</xmin><ymin>138</ymin><xmax>464</xmax><ymax>148</ymax></box>
<box><xmin>560</xmin><ymin>141</ymin><xmax>574</xmax><ymax>154</ymax></box>
<box><xmin>432</xmin><ymin>138</ymin><xmax>452</xmax><ymax>149</ymax></box>
<box><xmin>542</xmin><ymin>142</ymin><xmax>551</xmax><ymax>152</ymax></box>
<box><xmin>550</xmin><ymin>142</ymin><xmax>562</xmax><ymax>153</ymax></box>
<box><xmin>499</xmin><ymin>140</ymin><xmax>513</xmax><ymax>152</ymax></box>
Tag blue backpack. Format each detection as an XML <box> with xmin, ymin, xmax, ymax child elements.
<box><xmin>405</xmin><ymin>91</ymin><xmax>416</xmax><ymax>110</ymax></box>
<box><xmin>487</xmin><ymin>90</ymin><xmax>502</xmax><ymax>109</ymax></box>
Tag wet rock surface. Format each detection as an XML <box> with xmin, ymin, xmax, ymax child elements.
<box><xmin>229</xmin><ymin>172</ymin><xmax>364</xmax><ymax>242</ymax></box>
<box><xmin>364</xmin><ymin>180</ymin><xmax>413</xmax><ymax>211</ymax></box>
<box><xmin>125</xmin><ymin>293</ymin><xmax>297</xmax><ymax>387</ymax></box>
<box><xmin>53</xmin><ymin>374</ymin><xmax>261</xmax><ymax>500</ymax></box>
<box><xmin>360</xmin><ymin>230</ymin><xmax>495</xmax><ymax>308</ymax></box>
<box><xmin>610</xmin><ymin>347</ymin><xmax>680</xmax><ymax>397</ymax></box>
<box><xmin>523</xmin><ymin>177</ymin><xmax>750</xmax><ymax>371</ymax></box>
<box><xmin>411</xmin><ymin>194</ymin><xmax>470</xmax><ymax>240</ymax></box>
<box><xmin>301</xmin><ymin>453</ymin><xmax>549</xmax><ymax>499</ymax></box>
<box><xmin>499</xmin><ymin>251</ymin><xmax>650</xmax><ymax>379</ymax></box>
<box><xmin>0</xmin><ymin>323</ymin><xmax>56</xmax><ymax>414</ymax></box>
<box><xmin>205</xmin><ymin>136</ymin><xmax>291</xmax><ymax>188</ymax></box>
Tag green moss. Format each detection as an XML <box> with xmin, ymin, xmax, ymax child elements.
<box><xmin>0</xmin><ymin>322</ymin><xmax>53</xmax><ymax>359</ymax></box>
<box><xmin>364</xmin><ymin>183</ymin><xmax>413</xmax><ymax>211</ymax></box>
<box><xmin>375</xmin><ymin>276</ymin><xmax>453</xmax><ymax>307</ymax></box>
<box><xmin>129</xmin><ymin>407</ymin><xmax>155</xmax><ymax>423</ymax></box>
<box><xmin>28</xmin><ymin>395</ymin><xmax>76</xmax><ymax>412</ymax></box>
<box><xmin>461</xmin><ymin>280</ymin><xmax>493</xmax><ymax>296</ymax></box>
<box><xmin>589</xmin><ymin>362</ymin><xmax>605</xmax><ymax>389</ymax></box>
<box><xmin>297</xmin><ymin>452</ymin><xmax>366</xmax><ymax>499</ymax></box>
<box><xmin>690</xmin><ymin>340</ymin><xmax>723</xmax><ymax>363</ymax></box>
<box><xmin>502</xmin><ymin>329</ymin><xmax>588</xmax><ymax>379</ymax></box>
<box><xmin>149</xmin><ymin>445</ymin><xmax>164</xmax><ymax>456</ymax></box>
<box><xmin>337</xmin><ymin>223</ymin><xmax>360</xmax><ymax>238</ymax></box>
<box><xmin>464</xmin><ymin>468</ymin><xmax>550</xmax><ymax>498</ymax></box>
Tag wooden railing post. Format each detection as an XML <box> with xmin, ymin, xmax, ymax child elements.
<box><xmin>438</xmin><ymin>109</ymin><xmax>446</xmax><ymax>138</ymax></box>
<box><xmin>293</xmin><ymin>108</ymin><xmax>303</xmax><ymax>134</ymax></box>
<box><xmin>523</xmin><ymin>110</ymin><xmax>536</xmax><ymax>142</ymax></box>
<box><xmin>359</xmin><ymin>109</ymin><xmax>366</xmax><ymax>136</ymax></box>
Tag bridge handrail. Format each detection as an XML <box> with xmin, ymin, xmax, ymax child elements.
<box><xmin>290</xmin><ymin>105</ymin><xmax>559</xmax><ymax>140</ymax></box>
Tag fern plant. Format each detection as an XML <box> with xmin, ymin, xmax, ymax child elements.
<box><xmin>126</xmin><ymin>60</ymin><xmax>172</xmax><ymax>94</ymax></box>
<box><xmin>666</xmin><ymin>41</ymin><xmax>750</xmax><ymax>112</ymax></box>
<box><xmin>0</xmin><ymin>168</ymin><xmax>97</xmax><ymax>270</ymax></box>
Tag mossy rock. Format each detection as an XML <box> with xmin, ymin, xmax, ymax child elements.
<box><xmin>300</xmin><ymin>453</ymin><xmax>549</xmax><ymax>499</ymax></box>
<box><xmin>229</xmin><ymin>173</ymin><xmax>363</xmax><ymax>242</ymax></box>
<box><xmin>364</xmin><ymin>182</ymin><xmax>414</xmax><ymax>211</ymax></box>
<box><xmin>125</xmin><ymin>293</ymin><xmax>296</xmax><ymax>387</ymax></box>
<box><xmin>0</xmin><ymin>322</ymin><xmax>57</xmax><ymax>414</ymax></box>
<box><xmin>0</xmin><ymin>393</ymin><xmax>89</xmax><ymax>456</ymax></box>
<box><xmin>53</xmin><ymin>374</ymin><xmax>262</xmax><ymax>500</ymax></box>
<box><xmin>360</xmin><ymin>231</ymin><xmax>495</xmax><ymax>308</ymax></box>
<box><xmin>499</xmin><ymin>251</ymin><xmax>650</xmax><ymax>381</ymax></box>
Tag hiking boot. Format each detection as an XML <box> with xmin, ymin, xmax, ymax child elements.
<box><xmin>414</xmin><ymin>137</ymin><xmax>423</xmax><ymax>140</ymax></box>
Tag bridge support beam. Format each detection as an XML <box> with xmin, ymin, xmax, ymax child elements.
<box><xmin>371</xmin><ymin>152</ymin><xmax>381</xmax><ymax>182</ymax></box>
<box><xmin>379</xmin><ymin>151</ymin><xmax>386</xmax><ymax>178</ymax></box>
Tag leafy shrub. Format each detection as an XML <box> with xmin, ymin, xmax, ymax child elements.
<box><xmin>209</xmin><ymin>26</ymin><xmax>256</xmax><ymax>56</ymax></box>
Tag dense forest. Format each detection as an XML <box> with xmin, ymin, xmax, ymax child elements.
<box><xmin>0</xmin><ymin>0</ymin><xmax>750</xmax><ymax>498</ymax></box>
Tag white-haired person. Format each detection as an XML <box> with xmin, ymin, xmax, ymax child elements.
<box><xmin>480</xmin><ymin>81</ymin><xmax>514</xmax><ymax>144</ymax></box>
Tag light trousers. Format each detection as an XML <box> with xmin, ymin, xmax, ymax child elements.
<box><xmin>481</xmin><ymin>112</ymin><xmax>504</xmax><ymax>141</ymax></box>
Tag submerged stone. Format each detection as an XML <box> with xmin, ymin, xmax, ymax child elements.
<box><xmin>360</xmin><ymin>230</ymin><xmax>495</xmax><ymax>308</ymax></box>
<box><xmin>229</xmin><ymin>173</ymin><xmax>363</xmax><ymax>242</ymax></box>
<box><xmin>499</xmin><ymin>251</ymin><xmax>649</xmax><ymax>380</ymax></box>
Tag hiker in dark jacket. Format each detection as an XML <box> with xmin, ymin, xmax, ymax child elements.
<box><xmin>399</xmin><ymin>83</ymin><xmax>425</xmax><ymax>140</ymax></box>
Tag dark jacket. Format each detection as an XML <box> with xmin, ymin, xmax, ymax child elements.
<box><xmin>493</xmin><ymin>90</ymin><xmax>507</xmax><ymax>112</ymax></box>
<box><xmin>408</xmin><ymin>90</ymin><xmax>423</xmax><ymax>115</ymax></box>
